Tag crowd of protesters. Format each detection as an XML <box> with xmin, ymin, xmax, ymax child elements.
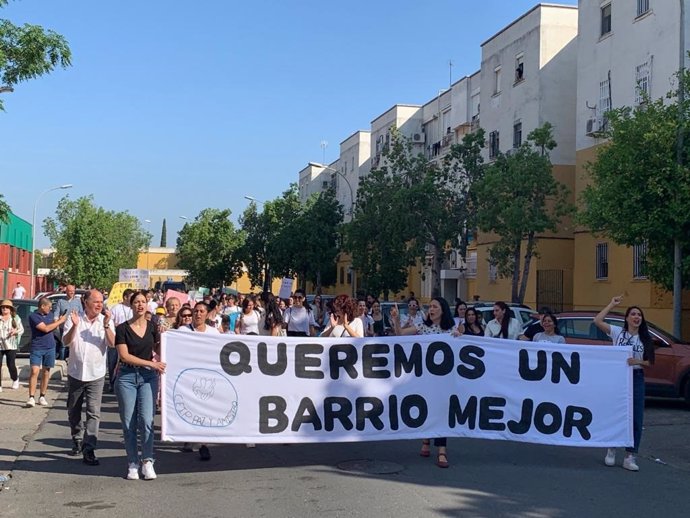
<box><xmin>2</xmin><ymin>282</ymin><xmax>651</xmax><ymax>478</ymax></box>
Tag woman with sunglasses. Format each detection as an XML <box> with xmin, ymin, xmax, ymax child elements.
<box><xmin>401</xmin><ymin>298</ymin><xmax>425</xmax><ymax>329</ymax></box>
<box><xmin>594</xmin><ymin>295</ymin><xmax>654</xmax><ymax>472</ymax></box>
<box><xmin>173</xmin><ymin>308</ymin><xmax>193</xmax><ymax>329</ymax></box>
<box><xmin>390</xmin><ymin>297</ymin><xmax>458</xmax><ymax>469</ymax></box>
<box><xmin>283</xmin><ymin>289</ymin><xmax>317</xmax><ymax>337</ymax></box>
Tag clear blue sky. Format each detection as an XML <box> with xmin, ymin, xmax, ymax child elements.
<box><xmin>0</xmin><ymin>0</ymin><xmax>577</xmax><ymax>248</ymax></box>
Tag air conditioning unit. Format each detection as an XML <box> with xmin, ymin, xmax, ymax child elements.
<box><xmin>412</xmin><ymin>133</ymin><xmax>424</xmax><ymax>142</ymax></box>
<box><xmin>585</xmin><ymin>117</ymin><xmax>597</xmax><ymax>136</ymax></box>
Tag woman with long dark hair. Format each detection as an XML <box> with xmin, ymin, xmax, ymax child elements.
<box><xmin>594</xmin><ymin>296</ymin><xmax>654</xmax><ymax>472</ymax></box>
<box><xmin>531</xmin><ymin>312</ymin><xmax>565</xmax><ymax>343</ymax></box>
<box><xmin>261</xmin><ymin>293</ymin><xmax>285</xmax><ymax>336</ymax></box>
<box><xmin>462</xmin><ymin>307</ymin><xmax>484</xmax><ymax>336</ymax></box>
<box><xmin>484</xmin><ymin>301</ymin><xmax>522</xmax><ymax>340</ymax></box>
<box><xmin>390</xmin><ymin>296</ymin><xmax>457</xmax><ymax>468</ymax></box>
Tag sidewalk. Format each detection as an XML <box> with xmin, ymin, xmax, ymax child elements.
<box><xmin>0</xmin><ymin>358</ymin><xmax>67</xmax><ymax>483</ymax></box>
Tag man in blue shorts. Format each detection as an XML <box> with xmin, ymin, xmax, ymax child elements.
<box><xmin>27</xmin><ymin>297</ymin><xmax>67</xmax><ymax>407</ymax></box>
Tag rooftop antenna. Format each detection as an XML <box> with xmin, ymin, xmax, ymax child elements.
<box><xmin>320</xmin><ymin>140</ymin><xmax>328</xmax><ymax>164</ymax></box>
<box><xmin>448</xmin><ymin>59</ymin><xmax>453</xmax><ymax>88</ymax></box>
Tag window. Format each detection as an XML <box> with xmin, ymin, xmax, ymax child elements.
<box><xmin>493</xmin><ymin>66</ymin><xmax>502</xmax><ymax>95</ymax></box>
<box><xmin>489</xmin><ymin>262</ymin><xmax>498</xmax><ymax>282</ymax></box>
<box><xmin>599</xmin><ymin>77</ymin><xmax>611</xmax><ymax>131</ymax></box>
<box><xmin>515</xmin><ymin>54</ymin><xmax>524</xmax><ymax>83</ymax></box>
<box><xmin>635</xmin><ymin>60</ymin><xmax>651</xmax><ymax>105</ymax></box>
<box><xmin>513</xmin><ymin>122</ymin><xmax>522</xmax><ymax>148</ymax></box>
<box><xmin>489</xmin><ymin>131</ymin><xmax>500</xmax><ymax>158</ymax></box>
<box><xmin>601</xmin><ymin>4</ymin><xmax>612</xmax><ymax>36</ymax></box>
<box><xmin>637</xmin><ymin>0</ymin><xmax>650</xmax><ymax>17</ymax></box>
<box><xmin>596</xmin><ymin>243</ymin><xmax>609</xmax><ymax>279</ymax></box>
<box><xmin>633</xmin><ymin>241</ymin><xmax>648</xmax><ymax>279</ymax></box>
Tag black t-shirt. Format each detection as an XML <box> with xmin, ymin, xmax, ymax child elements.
<box><xmin>115</xmin><ymin>320</ymin><xmax>159</xmax><ymax>362</ymax></box>
<box><xmin>523</xmin><ymin>321</ymin><xmax>544</xmax><ymax>340</ymax></box>
<box><xmin>464</xmin><ymin>325</ymin><xmax>484</xmax><ymax>336</ymax></box>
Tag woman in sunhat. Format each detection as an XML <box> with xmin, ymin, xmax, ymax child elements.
<box><xmin>0</xmin><ymin>299</ymin><xmax>24</xmax><ymax>391</ymax></box>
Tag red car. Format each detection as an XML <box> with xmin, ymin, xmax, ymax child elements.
<box><xmin>554</xmin><ymin>311</ymin><xmax>690</xmax><ymax>405</ymax></box>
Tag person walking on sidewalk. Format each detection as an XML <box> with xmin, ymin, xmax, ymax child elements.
<box><xmin>594</xmin><ymin>295</ymin><xmax>655</xmax><ymax>472</ymax></box>
<box><xmin>62</xmin><ymin>289</ymin><xmax>115</xmax><ymax>466</ymax></box>
<box><xmin>53</xmin><ymin>284</ymin><xmax>83</xmax><ymax>361</ymax></box>
<box><xmin>0</xmin><ymin>300</ymin><xmax>24</xmax><ymax>391</ymax></box>
<box><xmin>27</xmin><ymin>298</ymin><xmax>66</xmax><ymax>408</ymax></box>
<box><xmin>114</xmin><ymin>290</ymin><xmax>165</xmax><ymax>480</ymax></box>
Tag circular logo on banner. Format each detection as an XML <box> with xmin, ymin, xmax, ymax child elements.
<box><xmin>173</xmin><ymin>368</ymin><xmax>238</xmax><ymax>428</ymax></box>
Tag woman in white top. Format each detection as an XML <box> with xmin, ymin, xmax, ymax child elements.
<box><xmin>283</xmin><ymin>289</ymin><xmax>316</xmax><ymax>337</ymax></box>
<box><xmin>401</xmin><ymin>298</ymin><xmax>425</xmax><ymax>329</ymax></box>
<box><xmin>235</xmin><ymin>296</ymin><xmax>260</xmax><ymax>335</ymax></box>
<box><xmin>0</xmin><ymin>299</ymin><xmax>24</xmax><ymax>390</ymax></box>
<box><xmin>484</xmin><ymin>301</ymin><xmax>522</xmax><ymax>340</ymax></box>
<box><xmin>321</xmin><ymin>295</ymin><xmax>363</xmax><ymax>337</ymax></box>
<box><xmin>594</xmin><ymin>295</ymin><xmax>654</xmax><ymax>472</ymax></box>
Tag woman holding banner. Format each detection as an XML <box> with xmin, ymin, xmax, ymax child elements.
<box><xmin>594</xmin><ymin>296</ymin><xmax>654</xmax><ymax>472</ymax></box>
<box><xmin>390</xmin><ymin>297</ymin><xmax>457</xmax><ymax>468</ymax></box>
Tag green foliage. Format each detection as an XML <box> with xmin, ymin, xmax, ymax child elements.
<box><xmin>0</xmin><ymin>1</ymin><xmax>72</xmax><ymax>110</ymax></box>
<box><xmin>344</xmin><ymin>128</ymin><xmax>485</xmax><ymax>299</ymax></box>
<box><xmin>176</xmin><ymin>208</ymin><xmax>244</xmax><ymax>288</ymax></box>
<box><xmin>0</xmin><ymin>193</ymin><xmax>10</xmax><ymax>223</ymax></box>
<box><xmin>239</xmin><ymin>184</ymin><xmax>343</xmax><ymax>292</ymax></box>
<box><xmin>474</xmin><ymin>123</ymin><xmax>572</xmax><ymax>303</ymax></box>
<box><xmin>160</xmin><ymin>218</ymin><xmax>167</xmax><ymax>247</ymax></box>
<box><xmin>43</xmin><ymin>196</ymin><xmax>150</xmax><ymax>289</ymax></box>
<box><xmin>580</xmin><ymin>74</ymin><xmax>690</xmax><ymax>290</ymax></box>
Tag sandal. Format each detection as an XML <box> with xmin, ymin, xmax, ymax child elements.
<box><xmin>436</xmin><ymin>452</ymin><xmax>449</xmax><ymax>468</ymax></box>
<box><xmin>420</xmin><ymin>440</ymin><xmax>431</xmax><ymax>457</ymax></box>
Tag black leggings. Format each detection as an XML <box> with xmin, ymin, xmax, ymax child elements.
<box><xmin>0</xmin><ymin>350</ymin><xmax>18</xmax><ymax>381</ymax></box>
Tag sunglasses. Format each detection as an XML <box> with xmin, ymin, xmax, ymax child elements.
<box><xmin>294</xmin><ymin>295</ymin><xmax>304</xmax><ymax>300</ymax></box>
<box><xmin>180</xmin><ymin>313</ymin><xmax>193</xmax><ymax>318</ymax></box>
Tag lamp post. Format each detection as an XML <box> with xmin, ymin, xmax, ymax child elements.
<box><xmin>31</xmin><ymin>184</ymin><xmax>73</xmax><ymax>297</ymax></box>
<box><xmin>144</xmin><ymin>219</ymin><xmax>152</xmax><ymax>273</ymax></box>
<box><xmin>0</xmin><ymin>86</ymin><xmax>14</xmax><ymax>94</ymax></box>
<box><xmin>244</xmin><ymin>195</ymin><xmax>271</xmax><ymax>292</ymax></box>
<box><xmin>244</xmin><ymin>195</ymin><xmax>265</xmax><ymax>205</ymax></box>
<box><xmin>308</xmin><ymin>162</ymin><xmax>355</xmax><ymax>216</ymax></box>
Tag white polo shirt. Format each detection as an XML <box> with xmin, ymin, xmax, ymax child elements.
<box><xmin>63</xmin><ymin>315</ymin><xmax>113</xmax><ymax>382</ymax></box>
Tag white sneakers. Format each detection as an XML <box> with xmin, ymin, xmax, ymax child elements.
<box><xmin>141</xmin><ymin>460</ymin><xmax>157</xmax><ymax>480</ymax></box>
<box><xmin>126</xmin><ymin>463</ymin><xmax>140</xmax><ymax>480</ymax></box>
<box><xmin>127</xmin><ymin>461</ymin><xmax>157</xmax><ymax>480</ymax></box>
<box><xmin>604</xmin><ymin>448</ymin><xmax>616</xmax><ymax>466</ymax></box>
<box><xmin>11</xmin><ymin>379</ymin><xmax>19</xmax><ymax>390</ymax></box>
<box><xmin>605</xmin><ymin>449</ymin><xmax>640</xmax><ymax>471</ymax></box>
<box><xmin>38</xmin><ymin>396</ymin><xmax>48</xmax><ymax>406</ymax></box>
<box><xmin>622</xmin><ymin>455</ymin><xmax>640</xmax><ymax>472</ymax></box>
<box><xmin>26</xmin><ymin>396</ymin><xmax>35</xmax><ymax>407</ymax></box>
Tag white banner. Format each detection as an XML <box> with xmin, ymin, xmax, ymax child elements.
<box><xmin>161</xmin><ymin>332</ymin><xmax>633</xmax><ymax>447</ymax></box>
<box><xmin>118</xmin><ymin>268</ymin><xmax>150</xmax><ymax>288</ymax></box>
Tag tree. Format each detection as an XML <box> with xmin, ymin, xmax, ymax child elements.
<box><xmin>0</xmin><ymin>0</ymin><xmax>72</xmax><ymax>111</ymax></box>
<box><xmin>160</xmin><ymin>218</ymin><xmax>167</xmax><ymax>247</ymax></box>
<box><xmin>238</xmin><ymin>201</ymin><xmax>274</xmax><ymax>291</ymax></box>
<box><xmin>43</xmin><ymin>196</ymin><xmax>150</xmax><ymax>288</ymax></box>
<box><xmin>473</xmin><ymin>123</ymin><xmax>572</xmax><ymax>304</ymax></box>
<box><xmin>580</xmin><ymin>71</ymin><xmax>690</xmax><ymax>337</ymax></box>
<box><xmin>344</xmin><ymin>163</ymin><xmax>416</xmax><ymax>300</ymax></box>
<box><xmin>176</xmin><ymin>208</ymin><xmax>244</xmax><ymax>288</ymax></box>
<box><xmin>0</xmin><ymin>193</ymin><xmax>10</xmax><ymax>223</ymax></box>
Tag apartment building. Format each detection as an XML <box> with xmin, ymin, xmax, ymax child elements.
<box><xmin>574</xmin><ymin>0</ymin><xmax>690</xmax><ymax>333</ymax></box>
<box><xmin>298</xmin><ymin>160</ymin><xmax>338</xmax><ymax>204</ymax></box>
<box><xmin>471</xmin><ymin>3</ymin><xmax>579</xmax><ymax>310</ymax></box>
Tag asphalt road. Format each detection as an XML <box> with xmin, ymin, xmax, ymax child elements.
<box><xmin>1</xmin><ymin>391</ymin><xmax>688</xmax><ymax>518</ymax></box>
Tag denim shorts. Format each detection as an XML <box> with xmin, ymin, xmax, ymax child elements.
<box><xmin>30</xmin><ymin>348</ymin><xmax>56</xmax><ymax>369</ymax></box>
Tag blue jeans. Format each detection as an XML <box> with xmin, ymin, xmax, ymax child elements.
<box><xmin>627</xmin><ymin>369</ymin><xmax>645</xmax><ymax>454</ymax></box>
<box><xmin>115</xmin><ymin>366</ymin><xmax>158</xmax><ymax>464</ymax></box>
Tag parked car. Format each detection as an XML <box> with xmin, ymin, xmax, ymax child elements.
<box><xmin>554</xmin><ymin>311</ymin><xmax>690</xmax><ymax>405</ymax></box>
<box><xmin>11</xmin><ymin>299</ymin><xmax>40</xmax><ymax>353</ymax></box>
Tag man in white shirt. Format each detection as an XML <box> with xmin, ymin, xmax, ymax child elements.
<box><xmin>11</xmin><ymin>282</ymin><xmax>26</xmax><ymax>299</ymax></box>
<box><xmin>62</xmin><ymin>289</ymin><xmax>114</xmax><ymax>466</ymax></box>
<box><xmin>106</xmin><ymin>289</ymin><xmax>133</xmax><ymax>392</ymax></box>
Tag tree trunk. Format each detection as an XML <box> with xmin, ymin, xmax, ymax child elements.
<box><xmin>673</xmin><ymin>238</ymin><xmax>683</xmax><ymax>338</ymax></box>
<box><xmin>518</xmin><ymin>232</ymin><xmax>536</xmax><ymax>305</ymax></box>
<box><xmin>431</xmin><ymin>243</ymin><xmax>443</xmax><ymax>298</ymax></box>
<box><xmin>511</xmin><ymin>239</ymin><xmax>521</xmax><ymax>303</ymax></box>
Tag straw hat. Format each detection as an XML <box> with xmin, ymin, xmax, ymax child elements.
<box><xmin>0</xmin><ymin>299</ymin><xmax>16</xmax><ymax>314</ymax></box>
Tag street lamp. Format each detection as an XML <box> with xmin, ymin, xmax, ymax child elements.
<box><xmin>31</xmin><ymin>184</ymin><xmax>73</xmax><ymax>297</ymax></box>
<box><xmin>308</xmin><ymin>162</ymin><xmax>355</xmax><ymax>216</ymax></box>
<box><xmin>244</xmin><ymin>195</ymin><xmax>265</xmax><ymax>205</ymax></box>
<box><xmin>144</xmin><ymin>219</ymin><xmax>152</xmax><ymax>272</ymax></box>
